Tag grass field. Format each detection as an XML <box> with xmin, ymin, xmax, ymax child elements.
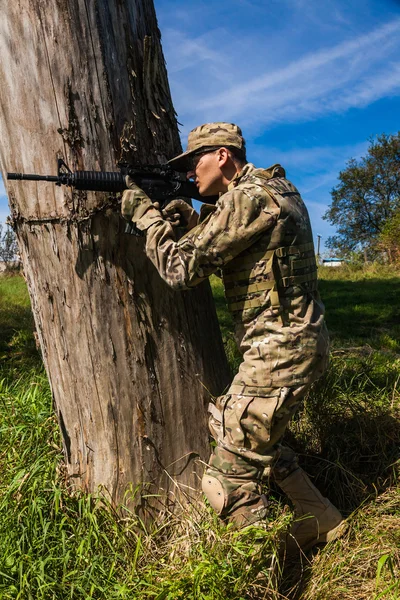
<box><xmin>0</xmin><ymin>266</ymin><xmax>399</xmax><ymax>599</ymax></box>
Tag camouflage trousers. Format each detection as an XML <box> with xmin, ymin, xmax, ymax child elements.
<box><xmin>202</xmin><ymin>385</ymin><xmax>310</xmax><ymax>527</ymax></box>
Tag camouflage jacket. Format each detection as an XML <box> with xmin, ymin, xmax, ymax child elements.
<box><xmin>133</xmin><ymin>163</ymin><xmax>329</xmax><ymax>395</ymax></box>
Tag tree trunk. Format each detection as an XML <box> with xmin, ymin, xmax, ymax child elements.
<box><xmin>0</xmin><ymin>0</ymin><xmax>230</xmax><ymax>513</ymax></box>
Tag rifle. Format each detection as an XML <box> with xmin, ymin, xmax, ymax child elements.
<box><xmin>7</xmin><ymin>159</ymin><xmax>213</xmax><ymax>235</ymax></box>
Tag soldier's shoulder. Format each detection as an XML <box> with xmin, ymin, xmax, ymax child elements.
<box><xmin>235</xmin><ymin>167</ymin><xmax>270</xmax><ymax>192</ymax></box>
<box><xmin>238</xmin><ymin>164</ymin><xmax>283</xmax><ymax>186</ymax></box>
<box><xmin>234</xmin><ymin>171</ymin><xmax>279</xmax><ymax>201</ymax></box>
<box><xmin>224</xmin><ymin>163</ymin><xmax>300</xmax><ymax>203</ymax></box>
<box><xmin>227</xmin><ymin>178</ymin><xmax>269</xmax><ymax>207</ymax></box>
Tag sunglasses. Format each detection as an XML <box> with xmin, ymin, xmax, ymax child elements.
<box><xmin>188</xmin><ymin>147</ymin><xmax>220</xmax><ymax>171</ymax></box>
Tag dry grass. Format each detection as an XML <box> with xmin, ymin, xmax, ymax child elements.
<box><xmin>292</xmin><ymin>488</ymin><xmax>400</xmax><ymax>600</ymax></box>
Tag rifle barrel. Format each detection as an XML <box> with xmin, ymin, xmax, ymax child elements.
<box><xmin>7</xmin><ymin>173</ymin><xmax>59</xmax><ymax>182</ymax></box>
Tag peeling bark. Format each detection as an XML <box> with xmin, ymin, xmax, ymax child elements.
<box><xmin>0</xmin><ymin>0</ymin><xmax>230</xmax><ymax>513</ymax></box>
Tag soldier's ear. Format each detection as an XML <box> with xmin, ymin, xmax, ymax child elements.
<box><xmin>216</xmin><ymin>147</ymin><xmax>230</xmax><ymax>167</ymax></box>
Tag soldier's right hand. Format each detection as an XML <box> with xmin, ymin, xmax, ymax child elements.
<box><xmin>162</xmin><ymin>199</ymin><xmax>199</xmax><ymax>231</ymax></box>
<box><xmin>122</xmin><ymin>176</ymin><xmax>154</xmax><ymax>222</ymax></box>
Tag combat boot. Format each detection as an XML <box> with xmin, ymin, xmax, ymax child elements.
<box><xmin>277</xmin><ymin>467</ymin><xmax>347</xmax><ymax>554</ymax></box>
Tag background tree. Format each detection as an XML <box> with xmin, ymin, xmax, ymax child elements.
<box><xmin>0</xmin><ymin>0</ymin><xmax>230</xmax><ymax>514</ymax></box>
<box><xmin>0</xmin><ymin>221</ymin><xmax>19</xmax><ymax>269</ymax></box>
<box><xmin>377</xmin><ymin>209</ymin><xmax>400</xmax><ymax>263</ymax></box>
<box><xmin>324</xmin><ymin>132</ymin><xmax>400</xmax><ymax>258</ymax></box>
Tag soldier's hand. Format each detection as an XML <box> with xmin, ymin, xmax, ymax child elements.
<box><xmin>162</xmin><ymin>199</ymin><xmax>199</xmax><ymax>231</ymax></box>
<box><xmin>121</xmin><ymin>176</ymin><xmax>157</xmax><ymax>222</ymax></box>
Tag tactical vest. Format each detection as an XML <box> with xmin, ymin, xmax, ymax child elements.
<box><xmin>222</xmin><ymin>170</ymin><xmax>318</xmax><ymax>316</ymax></box>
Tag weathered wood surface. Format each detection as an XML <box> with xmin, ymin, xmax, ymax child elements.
<box><xmin>0</xmin><ymin>0</ymin><xmax>230</xmax><ymax>511</ymax></box>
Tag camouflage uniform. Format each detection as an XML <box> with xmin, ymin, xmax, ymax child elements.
<box><xmin>122</xmin><ymin>125</ymin><xmax>329</xmax><ymax>526</ymax></box>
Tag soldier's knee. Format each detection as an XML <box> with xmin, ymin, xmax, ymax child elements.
<box><xmin>202</xmin><ymin>473</ymin><xmax>226</xmax><ymax>515</ymax></box>
<box><xmin>202</xmin><ymin>446</ymin><xmax>264</xmax><ymax>517</ymax></box>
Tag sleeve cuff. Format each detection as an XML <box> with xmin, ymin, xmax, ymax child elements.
<box><xmin>135</xmin><ymin>208</ymin><xmax>164</xmax><ymax>231</ymax></box>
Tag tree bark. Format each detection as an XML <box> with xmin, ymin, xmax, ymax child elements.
<box><xmin>0</xmin><ymin>0</ymin><xmax>230</xmax><ymax>513</ymax></box>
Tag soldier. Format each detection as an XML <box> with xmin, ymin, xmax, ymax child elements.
<box><xmin>121</xmin><ymin>123</ymin><xmax>346</xmax><ymax>552</ymax></box>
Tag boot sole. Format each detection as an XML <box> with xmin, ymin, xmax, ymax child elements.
<box><xmin>302</xmin><ymin>519</ymin><xmax>348</xmax><ymax>553</ymax></box>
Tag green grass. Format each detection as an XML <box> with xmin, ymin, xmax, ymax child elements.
<box><xmin>210</xmin><ymin>275</ymin><xmax>242</xmax><ymax>374</ymax></box>
<box><xmin>0</xmin><ymin>266</ymin><xmax>399</xmax><ymax>599</ymax></box>
<box><xmin>318</xmin><ymin>265</ymin><xmax>400</xmax><ymax>350</ymax></box>
<box><xmin>0</xmin><ymin>274</ymin><xmax>39</xmax><ymax>369</ymax></box>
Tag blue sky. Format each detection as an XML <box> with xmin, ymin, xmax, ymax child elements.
<box><xmin>1</xmin><ymin>0</ymin><xmax>399</xmax><ymax>253</ymax></box>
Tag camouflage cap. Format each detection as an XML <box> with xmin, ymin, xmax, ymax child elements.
<box><xmin>168</xmin><ymin>122</ymin><xmax>245</xmax><ymax>171</ymax></box>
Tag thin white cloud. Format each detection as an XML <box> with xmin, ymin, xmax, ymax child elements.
<box><xmin>165</xmin><ymin>17</ymin><xmax>400</xmax><ymax>132</ymax></box>
<box><xmin>203</xmin><ymin>19</ymin><xmax>399</xmax><ymax>110</ymax></box>
<box><xmin>304</xmin><ymin>199</ymin><xmax>330</xmax><ymax>214</ymax></box>
<box><xmin>162</xmin><ymin>28</ymin><xmax>227</xmax><ymax>74</ymax></box>
<box><xmin>276</xmin><ymin>0</ymin><xmax>353</xmax><ymax>29</ymax></box>
<box><xmin>249</xmin><ymin>140</ymin><xmax>371</xmax><ymax>194</ymax></box>
<box><xmin>327</xmin><ymin>62</ymin><xmax>400</xmax><ymax>112</ymax></box>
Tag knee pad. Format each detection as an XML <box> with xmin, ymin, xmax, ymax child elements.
<box><xmin>202</xmin><ymin>446</ymin><xmax>264</xmax><ymax>518</ymax></box>
<box><xmin>202</xmin><ymin>470</ymin><xmax>269</xmax><ymax>525</ymax></box>
<box><xmin>202</xmin><ymin>473</ymin><xmax>226</xmax><ymax>514</ymax></box>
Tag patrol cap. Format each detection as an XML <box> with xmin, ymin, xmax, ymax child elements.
<box><xmin>168</xmin><ymin>122</ymin><xmax>245</xmax><ymax>172</ymax></box>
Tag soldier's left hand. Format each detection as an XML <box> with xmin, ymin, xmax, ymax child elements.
<box><xmin>161</xmin><ymin>199</ymin><xmax>199</xmax><ymax>231</ymax></box>
<box><xmin>121</xmin><ymin>176</ymin><xmax>156</xmax><ymax>222</ymax></box>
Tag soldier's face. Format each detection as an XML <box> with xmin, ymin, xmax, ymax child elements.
<box><xmin>187</xmin><ymin>150</ymin><xmax>228</xmax><ymax>196</ymax></box>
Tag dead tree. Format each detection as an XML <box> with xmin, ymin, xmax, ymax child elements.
<box><xmin>0</xmin><ymin>0</ymin><xmax>230</xmax><ymax>513</ymax></box>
